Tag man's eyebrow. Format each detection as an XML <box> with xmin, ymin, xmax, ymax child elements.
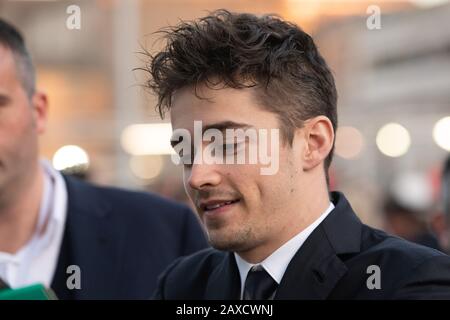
<box><xmin>170</xmin><ymin>121</ymin><xmax>253</xmax><ymax>148</ymax></box>
<box><xmin>202</xmin><ymin>121</ymin><xmax>252</xmax><ymax>133</ymax></box>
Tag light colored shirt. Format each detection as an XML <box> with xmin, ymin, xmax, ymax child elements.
<box><xmin>234</xmin><ymin>202</ymin><xmax>335</xmax><ymax>299</ymax></box>
<box><xmin>0</xmin><ymin>160</ymin><xmax>68</xmax><ymax>288</ymax></box>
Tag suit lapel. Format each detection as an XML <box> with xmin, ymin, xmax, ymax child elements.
<box><xmin>200</xmin><ymin>192</ymin><xmax>362</xmax><ymax>300</ymax></box>
<box><xmin>274</xmin><ymin>223</ymin><xmax>348</xmax><ymax>299</ymax></box>
<box><xmin>53</xmin><ymin>176</ymin><xmax>124</xmax><ymax>299</ymax></box>
<box><xmin>275</xmin><ymin>192</ymin><xmax>362</xmax><ymax>300</ymax></box>
<box><xmin>204</xmin><ymin>252</ymin><xmax>241</xmax><ymax>299</ymax></box>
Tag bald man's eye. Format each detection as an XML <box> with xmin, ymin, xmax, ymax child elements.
<box><xmin>0</xmin><ymin>95</ymin><xmax>11</xmax><ymax>107</ymax></box>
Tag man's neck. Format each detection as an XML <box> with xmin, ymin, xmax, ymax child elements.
<box><xmin>0</xmin><ymin>163</ymin><xmax>44</xmax><ymax>254</ymax></box>
<box><xmin>237</xmin><ymin>178</ymin><xmax>331</xmax><ymax>264</ymax></box>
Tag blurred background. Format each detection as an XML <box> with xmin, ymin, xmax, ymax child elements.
<box><xmin>1</xmin><ymin>0</ymin><xmax>449</xmax><ymax>250</ymax></box>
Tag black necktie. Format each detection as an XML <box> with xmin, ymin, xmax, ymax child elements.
<box><xmin>243</xmin><ymin>266</ymin><xmax>278</xmax><ymax>300</ymax></box>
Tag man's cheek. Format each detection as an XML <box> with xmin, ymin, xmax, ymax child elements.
<box><xmin>183</xmin><ymin>179</ymin><xmax>196</xmax><ymax>202</ymax></box>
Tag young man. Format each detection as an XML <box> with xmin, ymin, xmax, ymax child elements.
<box><xmin>0</xmin><ymin>18</ymin><xmax>208</xmax><ymax>299</ymax></box>
<box><xmin>146</xmin><ymin>10</ymin><xmax>450</xmax><ymax>299</ymax></box>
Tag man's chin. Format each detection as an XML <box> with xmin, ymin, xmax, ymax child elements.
<box><xmin>207</xmin><ymin>231</ymin><xmax>252</xmax><ymax>252</ymax></box>
<box><xmin>209</xmin><ymin>241</ymin><xmax>244</xmax><ymax>252</ymax></box>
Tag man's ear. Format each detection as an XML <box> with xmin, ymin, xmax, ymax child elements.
<box><xmin>31</xmin><ymin>91</ymin><xmax>48</xmax><ymax>135</ymax></box>
<box><xmin>302</xmin><ymin>116</ymin><xmax>334</xmax><ymax>171</ymax></box>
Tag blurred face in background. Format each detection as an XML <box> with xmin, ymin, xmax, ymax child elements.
<box><xmin>0</xmin><ymin>45</ymin><xmax>47</xmax><ymax>200</ymax></box>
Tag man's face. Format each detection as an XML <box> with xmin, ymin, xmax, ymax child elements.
<box><xmin>171</xmin><ymin>84</ymin><xmax>308</xmax><ymax>255</ymax></box>
<box><xmin>0</xmin><ymin>45</ymin><xmax>46</xmax><ymax>196</ymax></box>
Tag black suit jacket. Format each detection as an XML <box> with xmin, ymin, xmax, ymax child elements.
<box><xmin>154</xmin><ymin>192</ymin><xmax>450</xmax><ymax>299</ymax></box>
<box><xmin>50</xmin><ymin>176</ymin><xmax>208</xmax><ymax>299</ymax></box>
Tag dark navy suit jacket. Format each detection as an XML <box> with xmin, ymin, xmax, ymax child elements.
<box><xmin>50</xmin><ymin>176</ymin><xmax>208</xmax><ymax>299</ymax></box>
<box><xmin>154</xmin><ymin>192</ymin><xmax>450</xmax><ymax>299</ymax></box>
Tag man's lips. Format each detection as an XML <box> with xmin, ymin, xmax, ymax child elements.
<box><xmin>198</xmin><ymin>199</ymin><xmax>241</xmax><ymax>212</ymax></box>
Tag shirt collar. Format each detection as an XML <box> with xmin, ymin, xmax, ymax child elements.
<box><xmin>19</xmin><ymin>160</ymin><xmax>67</xmax><ymax>256</ymax></box>
<box><xmin>39</xmin><ymin>160</ymin><xmax>67</xmax><ymax>226</ymax></box>
<box><xmin>0</xmin><ymin>160</ymin><xmax>67</xmax><ymax>262</ymax></box>
<box><xmin>234</xmin><ymin>202</ymin><xmax>335</xmax><ymax>294</ymax></box>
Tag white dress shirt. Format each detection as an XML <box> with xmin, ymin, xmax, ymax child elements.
<box><xmin>234</xmin><ymin>202</ymin><xmax>335</xmax><ymax>299</ymax></box>
<box><xmin>0</xmin><ymin>160</ymin><xmax>68</xmax><ymax>288</ymax></box>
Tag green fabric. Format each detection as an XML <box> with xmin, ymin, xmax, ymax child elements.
<box><xmin>0</xmin><ymin>284</ymin><xmax>57</xmax><ymax>300</ymax></box>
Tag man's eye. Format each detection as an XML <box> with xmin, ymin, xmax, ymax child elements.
<box><xmin>224</xmin><ymin>143</ymin><xmax>235</xmax><ymax>149</ymax></box>
<box><xmin>0</xmin><ymin>96</ymin><xmax>10</xmax><ymax>107</ymax></box>
<box><xmin>222</xmin><ymin>143</ymin><xmax>238</xmax><ymax>154</ymax></box>
<box><xmin>180</xmin><ymin>153</ymin><xmax>194</xmax><ymax>166</ymax></box>
<box><xmin>223</xmin><ymin>142</ymin><xmax>245</xmax><ymax>155</ymax></box>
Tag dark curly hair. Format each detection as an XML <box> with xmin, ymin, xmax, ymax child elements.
<box><xmin>144</xmin><ymin>9</ymin><xmax>338</xmax><ymax>172</ymax></box>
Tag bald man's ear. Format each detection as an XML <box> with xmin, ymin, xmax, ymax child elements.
<box><xmin>32</xmin><ymin>91</ymin><xmax>48</xmax><ymax>135</ymax></box>
<box><xmin>302</xmin><ymin>116</ymin><xmax>334</xmax><ymax>172</ymax></box>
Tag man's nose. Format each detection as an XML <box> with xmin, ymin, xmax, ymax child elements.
<box><xmin>187</xmin><ymin>161</ymin><xmax>222</xmax><ymax>191</ymax></box>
